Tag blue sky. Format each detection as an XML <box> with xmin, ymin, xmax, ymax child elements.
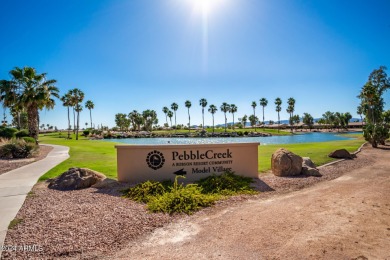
<box><xmin>1</xmin><ymin>0</ymin><xmax>389</xmax><ymax>129</ymax></box>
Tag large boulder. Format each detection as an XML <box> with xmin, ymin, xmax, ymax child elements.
<box><xmin>271</xmin><ymin>148</ymin><xmax>303</xmax><ymax>177</ymax></box>
<box><xmin>48</xmin><ymin>167</ymin><xmax>106</xmax><ymax>190</ymax></box>
<box><xmin>328</xmin><ymin>149</ymin><xmax>353</xmax><ymax>159</ymax></box>
<box><xmin>301</xmin><ymin>157</ymin><xmax>322</xmax><ymax>177</ymax></box>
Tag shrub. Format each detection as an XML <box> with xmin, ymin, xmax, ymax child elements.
<box><xmin>22</xmin><ymin>137</ymin><xmax>36</xmax><ymax>143</ymax></box>
<box><xmin>196</xmin><ymin>171</ymin><xmax>257</xmax><ymax>195</ymax></box>
<box><xmin>15</xmin><ymin>129</ymin><xmax>29</xmax><ymax>138</ymax></box>
<box><xmin>83</xmin><ymin>130</ymin><xmax>90</xmax><ymax>136</ymax></box>
<box><xmin>122</xmin><ymin>181</ymin><xmax>167</xmax><ymax>203</ymax></box>
<box><xmin>0</xmin><ymin>127</ymin><xmax>18</xmax><ymax>139</ymax></box>
<box><xmin>122</xmin><ymin>173</ymin><xmax>257</xmax><ymax>215</ymax></box>
<box><xmin>147</xmin><ymin>177</ymin><xmax>217</xmax><ymax>214</ymax></box>
<box><xmin>91</xmin><ymin>129</ymin><xmax>102</xmax><ymax>135</ymax></box>
<box><xmin>237</xmin><ymin>131</ymin><xmax>244</xmax><ymax>136</ymax></box>
<box><xmin>0</xmin><ymin>139</ymin><xmax>38</xmax><ymax>159</ymax></box>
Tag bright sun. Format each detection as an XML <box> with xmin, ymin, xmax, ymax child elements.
<box><xmin>193</xmin><ymin>0</ymin><xmax>222</xmax><ymax>15</ymax></box>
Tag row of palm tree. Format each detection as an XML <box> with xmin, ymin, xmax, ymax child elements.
<box><xmin>161</xmin><ymin>99</ymin><xmax>239</xmax><ymax>133</ymax></box>
<box><xmin>158</xmin><ymin>97</ymin><xmax>299</xmax><ymax>133</ymax></box>
<box><xmin>60</xmin><ymin>89</ymin><xmax>95</xmax><ymax>140</ymax></box>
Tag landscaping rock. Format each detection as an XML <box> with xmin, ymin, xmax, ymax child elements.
<box><xmin>302</xmin><ymin>157</ymin><xmax>316</xmax><ymax>168</ymax></box>
<box><xmin>48</xmin><ymin>167</ymin><xmax>106</xmax><ymax>190</ymax></box>
<box><xmin>328</xmin><ymin>149</ymin><xmax>353</xmax><ymax>159</ymax></box>
<box><xmin>91</xmin><ymin>178</ymin><xmax>120</xmax><ymax>189</ymax></box>
<box><xmin>271</xmin><ymin>148</ymin><xmax>303</xmax><ymax>177</ymax></box>
<box><xmin>301</xmin><ymin>157</ymin><xmax>322</xmax><ymax>177</ymax></box>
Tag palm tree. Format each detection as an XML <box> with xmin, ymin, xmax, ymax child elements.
<box><xmin>68</xmin><ymin>88</ymin><xmax>84</xmax><ymax>140</ymax></box>
<box><xmin>8</xmin><ymin>67</ymin><xmax>59</xmax><ymax>140</ymax></box>
<box><xmin>229</xmin><ymin>104</ymin><xmax>238</xmax><ymax>131</ymax></box>
<box><xmin>259</xmin><ymin>98</ymin><xmax>268</xmax><ymax>130</ymax></box>
<box><xmin>162</xmin><ymin>106</ymin><xmax>169</xmax><ymax>126</ymax></box>
<box><xmin>171</xmin><ymin>103</ymin><xmax>178</xmax><ymax>133</ymax></box>
<box><xmin>167</xmin><ymin>110</ymin><xmax>173</xmax><ymax>128</ymax></box>
<box><xmin>185</xmin><ymin>100</ymin><xmax>192</xmax><ymax>132</ymax></box>
<box><xmin>251</xmin><ymin>101</ymin><xmax>257</xmax><ymax>131</ymax></box>
<box><xmin>287</xmin><ymin>97</ymin><xmax>296</xmax><ymax>132</ymax></box>
<box><xmin>220</xmin><ymin>102</ymin><xmax>230</xmax><ymax>132</ymax></box>
<box><xmin>85</xmin><ymin>100</ymin><xmax>94</xmax><ymax>129</ymax></box>
<box><xmin>302</xmin><ymin>113</ymin><xmax>314</xmax><ymax>131</ymax></box>
<box><xmin>274</xmin><ymin>97</ymin><xmax>282</xmax><ymax>133</ymax></box>
<box><xmin>60</xmin><ymin>93</ymin><xmax>72</xmax><ymax>139</ymax></box>
<box><xmin>75</xmin><ymin>104</ymin><xmax>83</xmax><ymax>140</ymax></box>
<box><xmin>208</xmin><ymin>104</ymin><xmax>218</xmax><ymax>133</ymax></box>
<box><xmin>357</xmin><ymin>105</ymin><xmax>363</xmax><ymax>127</ymax></box>
<box><xmin>0</xmin><ymin>80</ymin><xmax>19</xmax><ymax>127</ymax></box>
<box><xmin>199</xmin><ymin>98</ymin><xmax>208</xmax><ymax>129</ymax></box>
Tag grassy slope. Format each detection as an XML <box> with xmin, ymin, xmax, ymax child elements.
<box><xmin>39</xmin><ymin>133</ymin><xmax>119</xmax><ymax>180</ymax></box>
<box><xmin>39</xmin><ymin>133</ymin><xmax>365</xmax><ymax>180</ymax></box>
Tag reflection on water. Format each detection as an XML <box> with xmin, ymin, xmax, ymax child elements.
<box><xmin>102</xmin><ymin>132</ymin><xmax>357</xmax><ymax>145</ymax></box>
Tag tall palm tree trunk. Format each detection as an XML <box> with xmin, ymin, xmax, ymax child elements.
<box><xmin>262</xmin><ymin>108</ymin><xmax>265</xmax><ymax>131</ymax></box>
<box><xmin>278</xmin><ymin>113</ymin><xmax>280</xmax><ymax>133</ymax></box>
<box><xmin>224</xmin><ymin>113</ymin><xmax>227</xmax><ymax>132</ymax></box>
<box><xmin>73</xmin><ymin>107</ymin><xmax>76</xmax><ymax>134</ymax></box>
<box><xmin>76</xmin><ymin>111</ymin><xmax>80</xmax><ymax>140</ymax></box>
<box><xmin>202</xmin><ymin>109</ymin><xmax>204</xmax><ymax>129</ymax></box>
<box><xmin>27</xmin><ymin>104</ymin><xmax>39</xmax><ymax>141</ymax></box>
<box><xmin>67</xmin><ymin>107</ymin><xmax>70</xmax><ymax>139</ymax></box>
<box><xmin>212</xmin><ymin>115</ymin><xmax>215</xmax><ymax>133</ymax></box>
<box><xmin>89</xmin><ymin>109</ymin><xmax>92</xmax><ymax>129</ymax></box>
<box><xmin>188</xmin><ymin>109</ymin><xmax>191</xmax><ymax>132</ymax></box>
<box><xmin>253</xmin><ymin>109</ymin><xmax>256</xmax><ymax>132</ymax></box>
<box><xmin>174</xmin><ymin>112</ymin><xmax>177</xmax><ymax>133</ymax></box>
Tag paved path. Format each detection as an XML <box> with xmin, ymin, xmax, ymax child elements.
<box><xmin>0</xmin><ymin>145</ymin><xmax>69</xmax><ymax>254</ymax></box>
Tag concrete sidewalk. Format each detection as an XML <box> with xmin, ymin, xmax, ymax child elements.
<box><xmin>0</xmin><ymin>144</ymin><xmax>69</xmax><ymax>254</ymax></box>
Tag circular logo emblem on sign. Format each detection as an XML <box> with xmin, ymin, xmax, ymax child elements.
<box><xmin>146</xmin><ymin>150</ymin><xmax>165</xmax><ymax>170</ymax></box>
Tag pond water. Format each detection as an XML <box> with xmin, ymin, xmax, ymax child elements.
<box><xmin>103</xmin><ymin>132</ymin><xmax>358</xmax><ymax>145</ymax></box>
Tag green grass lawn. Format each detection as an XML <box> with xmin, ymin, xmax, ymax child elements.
<box><xmin>39</xmin><ymin>132</ymin><xmax>365</xmax><ymax>181</ymax></box>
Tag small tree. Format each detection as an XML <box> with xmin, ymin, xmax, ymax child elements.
<box><xmin>302</xmin><ymin>113</ymin><xmax>314</xmax><ymax>131</ymax></box>
<box><xmin>358</xmin><ymin>66</ymin><xmax>390</xmax><ymax>147</ymax></box>
<box><xmin>249</xmin><ymin>115</ymin><xmax>258</xmax><ymax>128</ymax></box>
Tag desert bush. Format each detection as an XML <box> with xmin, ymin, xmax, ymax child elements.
<box><xmin>122</xmin><ymin>173</ymin><xmax>256</xmax><ymax>214</ymax></box>
<box><xmin>122</xmin><ymin>181</ymin><xmax>167</xmax><ymax>203</ymax></box>
<box><xmin>0</xmin><ymin>139</ymin><xmax>38</xmax><ymax>159</ymax></box>
<box><xmin>147</xmin><ymin>177</ymin><xmax>217</xmax><ymax>214</ymax></box>
<box><xmin>196</xmin><ymin>171</ymin><xmax>256</xmax><ymax>195</ymax></box>
<box><xmin>22</xmin><ymin>137</ymin><xmax>36</xmax><ymax>143</ymax></box>
<box><xmin>83</xmin><ymin>130</ymin><xmax>90</xmax><ymax>136</ymax></box>
<box><xmin>15</xmin><ymin>129</ymin><xmax>29</xmax><ymax>138</ymax></box>
<box><xmin>0</xmin><ymin>127</ymin><xmax>18</xmax><ymax>139</ymax></box>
